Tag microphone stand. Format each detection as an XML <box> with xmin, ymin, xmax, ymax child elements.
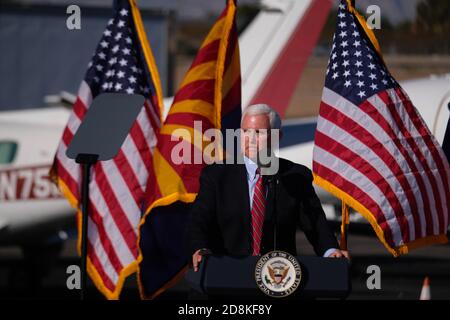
<box><xmin>273</xmin><ymin>175</ymin><xmax>278</xmax><ymax>251</ymax></box>
<box><xmin>266</xmin><ymin>174</ymin><xmax>278</xmax><ymax>251</ymax></box>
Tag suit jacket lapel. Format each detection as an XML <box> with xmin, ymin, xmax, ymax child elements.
<box><xmin>264</xmin><ymin>159</ymin><xmax>283</xmax><ymax>224</ymax></box>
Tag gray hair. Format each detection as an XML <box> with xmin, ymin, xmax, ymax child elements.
<box><xmin>241</xmin><ymin>104</ymin><xmax>282</xmax><ymax>130</ymax></box>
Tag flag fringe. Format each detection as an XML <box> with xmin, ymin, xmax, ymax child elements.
<box><xmin>54</xmin><ymin>176</ymin><xmax>138</xmax><ymax>300</ymax></box>
<box><xmin>345</xmin><ymin>0</ymin><xmax>382</xmax><ymax>56</ymax></box>
<box><xmin>340</xmin><ymin>201</ymin><xmax>349</xmax><ymax>250</ymax></box>
<box><xmin>129</xmin><ymin>0</ymin><xmax>164</xmax><ymax>122</ymax></box>
<box><xmin>136</xmin><ymin>192</ymin><xmax>197</xmax><ymax>299</ymax></box>
<box><xmin>213</xmin><ymin>0</ymin><xmax>236</xmax><ymax>129</ymax></box>
<box><xmin>313</xmin><ymin>173</ymin><xmax>449</xmax><ymax>257</ymax></box>
<box><xmin>137</xmin><ymin>265</ymin><xmax>189</xmax><ymax>300</ymax></box>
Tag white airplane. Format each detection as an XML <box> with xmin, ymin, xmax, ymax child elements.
<box><xmin>0</xmin><ymin>107</ymin><xmax>74</xmax><ymax>246</ymax></box>
<box><xmin>1</xmin><ymin>0</ymin><xmax>449</xmax><ymax>252</ymax></box>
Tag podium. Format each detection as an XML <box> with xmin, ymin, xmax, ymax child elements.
<box><xmin>185</xmin><ymin>255</ymin><xmax>351</xmax><ymax>299</ymax></box>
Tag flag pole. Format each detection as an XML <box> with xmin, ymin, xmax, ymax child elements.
<box><xmin>340</xmin><ymin>201</ymin><xmax>350</xmax><ymax>251</ymax></box>
<box><xmin>76</xmin><ymin>153</ymin><xmax>99</xmax><ymax>300</ymax></box>
<box><xmin>442</xmin><ymin>102</ymin><xmax>450</xmax><ymax>162</ymax></box>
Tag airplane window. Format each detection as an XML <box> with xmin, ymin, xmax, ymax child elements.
<box><xmin>0</xmin><ymin>141</ymin><xmax>17</xmax><ymax>164</ymax></box>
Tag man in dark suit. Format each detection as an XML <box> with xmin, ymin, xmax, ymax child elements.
<box><xmin>188</xmin><ymin>104</ymin><xmax>349</xmax><ymax>271</ymax></box>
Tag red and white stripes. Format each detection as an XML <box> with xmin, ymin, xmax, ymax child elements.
<box><xmin>53</xmin><ymin>81</ymin><xmax>160</xmax><ymax>293</ymax></box>
<box><xmin>313</xmin><ymin>87</ymin><xmax>450</xmax><ymax>249</ymax></box>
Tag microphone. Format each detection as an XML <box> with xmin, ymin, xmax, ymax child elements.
<box><xmin>263</xmin><ymin>173</ymin><xmax>276</xmax><ymax>187</ymax></box>
<box><xmin>263</xmin><ymin>173</ymin><xmax>278</xmax><ymax>251</ymax></box>
<box><xmin>263</xmin><ymin>174</ymin><xmax>272</xmax><ymax>186</ymax></box>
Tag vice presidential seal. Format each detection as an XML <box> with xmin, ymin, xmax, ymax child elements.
<box><xmin>254</xmin><ymin>251</ymin><xmax>302</xmax><ymax>297</ymax></box>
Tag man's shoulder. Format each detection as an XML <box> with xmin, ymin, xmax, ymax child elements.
<box><xmin>201</xmin><ymin>158</ymin><xmax>313</xmax><ymax>180</ymax></box>
<box><xmin>201</xmin><ymin>162</ymin><xmax>237</xmax><ymax>177</ymax></box>
<box><xmin>279</xmin><ymin>158</ymin><xmax>312</xmax><ymax>179</ymax></box>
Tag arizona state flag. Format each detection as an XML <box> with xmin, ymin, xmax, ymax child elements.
<box><xmin>137</xmin><ymin>0</ymin><xmax>241</xmax><ymax>299</ymax></box>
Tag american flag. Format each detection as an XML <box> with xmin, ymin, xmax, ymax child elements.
<box><xmin>313</xmin><ymin>0</ymin><xmax>450</xmax><ymax>256</ymax></box>
<box><xmin>51</xmin><ymin>0</ymin><xmax>162</xmax><ymax>299</ymax></box>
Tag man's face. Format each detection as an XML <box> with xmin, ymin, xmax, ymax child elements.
<box><xmin>240</xmin><ymin>113</ymin><xmax>271</xmax><ymax>161</ymax></box>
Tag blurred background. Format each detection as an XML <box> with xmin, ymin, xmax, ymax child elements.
<box><xmin>0</xmin><ymin>0</ymin><xmax>449</xmax><ymax>300</ymax></box>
